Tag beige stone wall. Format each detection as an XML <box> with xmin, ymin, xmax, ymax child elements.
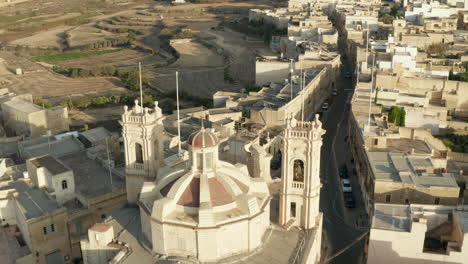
<box><xmin>28</xmin><ymin>211</ymin><xmax>72</xmax><ymax>264</ymax></box>
<box><xmin>45</xmin><ymin>107</ymin><xmax>69</xmax><ymax>135</ymax></box>
<box><xmin>374</xmin><ymin>181</ymin><xmax>459</xmax><ymax>205</ymax></box>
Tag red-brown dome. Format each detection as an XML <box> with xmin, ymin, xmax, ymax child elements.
<box><xmin>187</xmin><ymin>129</ymin><xmax>218</xmax><ymax>148</ymax></box>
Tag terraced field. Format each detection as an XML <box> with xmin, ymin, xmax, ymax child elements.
<box><xmin>1</xmin><ymin>70</ymin><xmax>127</xmax><ymax>103</ymax></box>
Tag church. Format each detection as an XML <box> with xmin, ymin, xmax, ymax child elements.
<box><xmin>119</xmin><ymin>100</ymin><xmax>326</xmax><ymax>263</ymax></box>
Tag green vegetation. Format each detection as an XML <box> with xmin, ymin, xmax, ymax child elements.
<box><xmin>387</xmin><ymin>106</ymin><xmax>406</xmax><ymax>127</ymax></box>
<box><xmin>224</xmin><ymin>68</ymin><xmax>234</xmax><ymax>84</ymax></box>
<box><xmin>160</xmin><ymin>90</ymin><xmax>213</xmax><ymax>109</ymax></box>
<box><xmin>52</xmin><ymin>65</ymin><xmax>149</xmax><ymax>91</ymax></box>
<box><xmin>35</xmin><ymin>49</ymin><xmax>124</xmax><ymax>62</ymax></box>
<box><xmin>425</xmin><ymin>43</ymin><xmax>450</xmax><ymax>58</ymax></box>
<box><xmin>437</xmin><ymin>134</ymin><xmax>468</xmax><ymax>153</ymax></box>
<box><xmin>54</xmin><ymin>92</ymin><xmax>154</xmax><ymax>110</ymax></box>
<box><xmin>64</xmin><ymin>13</ymin><xmax>98</xmax><ymax>26</ymax></box>
<box><xmin>378</xmin><ymin>3</ymin><xmax>404</xmax><ymax>24</ymax></box>
<box><xmin>449</xmin><ymin>67</ymin><xmax>468</xmax><ymax>82</ymax></box>
<box><xmin>160</xmin><ymin>26</ymin><xmax>195</xmax><ymax>40</ymax></box>
<box><xmin>374</xmin><ymin>87</ymin><xmax>379</xmax><ymax>104</ymax></box>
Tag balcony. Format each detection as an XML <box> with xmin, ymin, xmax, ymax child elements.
<box><xmin>126</xmin><ymin>162</ymin><xmax>146</xmax><ymax>175</ymax></box>
<box><xmin>292</xmin><ymin>181</ymin><xmax>304</xmax><ymax>189</ymax></box>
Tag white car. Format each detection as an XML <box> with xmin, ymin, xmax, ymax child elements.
<box><xmin>321</xmin><ymin>102</ymin><xmax>329</xmax><ymax>110</ymax></box>
<box><xmin>332</xmin><ymin>89</ymin><xmax>338</xmax><ymax>96</ymax></box>
<box><xmin>341</xmin><ymin>179</ymin><xmax>352</xmax><ymax>193</ymax></box>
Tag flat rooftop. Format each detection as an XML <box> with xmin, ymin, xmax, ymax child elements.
<box><xmin>383</xmin><ymin>138</ymin><xmax>431</xmax><ymax>154</ymax></box>
<box><xmin>60</xmin><ymin>151</ymin><xmax>125</xmax><ymax>199</ymax></box>
<box><xmin>19</xmin><ymin>136</ymin><xmax>83</xmax><ymax>159</ymax></box>
<box><xmin>0</xmin><ymin>180</ymin><xmax>63</xmax><ymax>219</ymax></box>
<box><xmin>30</xmin><ymin>155</ymin><xmax>70</xmax><ymax>175</ymax></box>
<box><xmin>373</xmin><ymin>203</ymin><xmax>411</xmax><ymax>232</ymax></box>
<box><xmin>80</xmin><ymin>127</ymin><xmax>111</xmax><ymax>143</ymax></box>
<box><xmin>2</xmin><ymin>99</ymin><xmax>42</xmax><ymax>113</ymax></box>
<box><xmin>368</xmin><ymin>152</ymin><xmax>459</xmax><ymax>188</ymax></box>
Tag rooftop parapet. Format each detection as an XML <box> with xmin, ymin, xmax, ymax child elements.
<box><xmin>122</xmin><ymin>100</ymin><xmax>163</xmax><ymax>125</ymax></box>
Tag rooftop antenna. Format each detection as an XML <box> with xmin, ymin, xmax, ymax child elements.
<box><xmin>139</xmin><ymin>62</ymin><xmax>144</xmax><ymax>115</ymax></box>
<box><xmin>105</xmin><ymin>138</ymin><xmax>113</xmax><ymax>187</ymax></box>
<box><xmin>367</xmin><ymin>52</ymin><xmax>375</xmax><ymax>128</ymax></box>
<box><xmin>176</xmin><ymin>71</ymin><xmax>182</xmax><ymax>155</ymax></box>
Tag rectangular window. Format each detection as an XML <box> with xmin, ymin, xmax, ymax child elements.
<box><xmin>434</xmin><ymin>197</ymin><xmax>440</xmax><ymax>205</ymax></box>
<box><xmin>405</xmin><ymin>199</ymin><xmax>409</xmax><ymax>204</ymax></box>
<box><xmin>385</xmin><ymin>195</ymin><xmax>391</xmax><ymax>203</ymax></box>
<box><xmin>43</xmin><ymin>227</ymin><xmax>47</xmax><ymax>235</ymax></box>
<box><xmin>290</xmin><ymin>202</ymin><xmax>296</xmax><ymax>218</ymax></box>
<box><xmin>50</xmin><ymin>224</ymin><xmax>55</xmax><ymax>232</ymax></box>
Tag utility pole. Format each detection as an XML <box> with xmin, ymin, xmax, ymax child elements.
<box><xmin>106</xmin><ymin>138</ymin><xmax>113</xmax><ymax>187</ymax></box>
<box><xmin>176</xmin><ymin>71</ymin><xmax>182</xmax><ymax>155</ymax></box>
<box><xmin>290</xmin><ymin>59</ymin><xmax>294</xmax><ymax>100</ymax></box>
<box><xmin>139</xmin><ymin>62</ymin><xmax>144</xmax><ymax>113</ymax></box>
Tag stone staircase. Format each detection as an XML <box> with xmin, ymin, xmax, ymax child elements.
<box><xmin>283</xmin><ymin>218</ymin><xmax>296</xmax><ymax>231</ymax></box>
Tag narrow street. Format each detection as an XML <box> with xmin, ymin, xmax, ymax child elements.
<box><xmin>316</xmin><ymin>64</ymin><xmax>369</xmax><ymax>264</ymax></box>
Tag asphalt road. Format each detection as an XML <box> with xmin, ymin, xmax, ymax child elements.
<box><xmin>315</xmin><ymin>66</ymin><xmax>369</xmax><ymax>264</ymax></box>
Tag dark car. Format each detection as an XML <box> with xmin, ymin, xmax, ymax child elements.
<box><xmin>344</xmin><ymin>72</ymin><xmax>352</xmax><ymax>79</ymax></box>
<box><xmin>339</xmin><ymin>165</ymin><xmax>348</xmax><ymax>179</ymax></box>
<box><xmin>344</xmin><ymin>192</ymin><xmax>356</xmax><ymax>209</ymax></box>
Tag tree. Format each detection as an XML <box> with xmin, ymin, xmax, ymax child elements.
<box><xmin>426</xmin><ymin>43</ymin><xmax>449</xmax><ymax>57</ymax></box>
<box><xmin>381</xmin><ymin>14</ymin><xmax>394</xmax><ymax>24</ymax></box>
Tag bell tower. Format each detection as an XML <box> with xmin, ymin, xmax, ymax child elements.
<box><xmin>121</xmin><ymin>100</ymin><xmax>165</xmax><ymax>203</ymax></box>
<box><xmin>279</xmin><ymin>114</ymin><xmax>325</xmax><ymax>229</ymax></box>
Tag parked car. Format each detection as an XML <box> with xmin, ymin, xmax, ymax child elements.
<box><xmin>321</xmin><ymin>102</ymin><xmax>329</xmax><ymax>110</ymax></box>
<box><xmin>344</xmin><ymin>72</ymin><xmax>352</xmax><ymax>79</ymax></box>
<box><xmin>326</xmin><ymin>96</ymin><xmax>333</xmax><ymax>104</ymax></box>
<box><xmin>339</xmin><ymin>165</ymin><xmax>348</xmax><ymax>178</ymax></box>
<box><xmin>332</xmin><ymin>89</ymin><xmax>338</xmax><ymax>96</ymax></box>
<box><xmin>343</xmin><ymin>192</ymin><xmax>356</xmax><ymax>208</ymax></box>
<box><xmin>341</xmin><ymin>179</ymin><xmax>352</xmax><ymax>193</ymax></box>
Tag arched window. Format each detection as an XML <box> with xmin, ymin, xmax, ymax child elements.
<box><xmin>62</xmin><ymin>180</ymin><xmax>68</xmax><ymax>190</ymax></box>
<box><xmin>293</xmin><ymin>160</ymin><xmax>305</xmax><ymax>182</ymax></box>
<box><xmin>135</xmin><ymin>143</ymin><xmax>143</xmax><ymax>164</ymax></box>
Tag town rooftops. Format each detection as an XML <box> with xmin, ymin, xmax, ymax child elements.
<box><xmin>368</xmin><ymin>152</ymin><xmax>458</xmax><ymax>188</ymax></box>
<box><xmin>60</xmin><ymin>151</ymin><xmax>125</xmax><ymax>199</ymax></box>
<box><xmin>0</xmin><ymin>180</ymin><xmax>63</xmax><ymax>219</ymax></box>
<box><xmin>19</xmin><ymin>135</ymin><xmax>84</xmax><ymax>159</ymax></box>
<box><xmin>373</xmin><ymin>203</ymin><xmax>411</xmax><ymax>232</ymax></box>
<box><xmin>372</xmin><ymin>203</ymin><xmax>468</xmax><ymax>234</ymax></box>
<box><xmin>30</xmin><ymin>155</ymin><xmax>70</xmax><ymax>175</ymax></box>
<box><xmin>80</xmin><ymin>127</ymin><xmax>111</xmax><ymax>144</ymax></box>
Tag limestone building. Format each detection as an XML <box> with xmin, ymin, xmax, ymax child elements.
<box><xmin>121</xmin><ymin>100</ymin><xmax>166</xmax><ymax>203</ymax></box>
<box><xmin>138</xmin><ymin>126</ymin><xmax>271</xmax><ymax>262</ymax></box>
<box><xmin>0</xmin><ymin>91</ymin><xmax>69</xmax><ymax>138</ymax></box>
<box><xmin>279</xmin><ymin>115</ymin><xmax>325</xmax><ymax>231</ymax></box>
<box><xmin>368</xmin><ymin>203</ymin><xmax>468</xmax><ymax>264</ymax></box>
